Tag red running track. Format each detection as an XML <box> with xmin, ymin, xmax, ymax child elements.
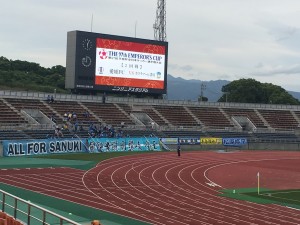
<box><xmin>2</xmin><ymin>151</ymin><xmax>300</xmax><ymax>224</ymax></box>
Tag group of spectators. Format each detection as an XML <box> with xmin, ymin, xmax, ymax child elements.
<box><xmin>47</xmin><ymin>100</ymin><xmax>127</xmax><ymax>138</ymax></box>
<box><xmin>62</xmin><ymin>111</ymin><xmax>90</xmax><ymax>133</ymax></box>
<box><xmin>88</xmin><ymin>123</ymin><xmax>124</xmax><ymax>138</ymax></box>
<box><xmin>50</xmin><ymin>111</ymin><xmax>84</xmax><ymax>138</ymax></box>
<box><xmin>47</xmin><ymin>95</ymin><xmax>54</xmax><ymax>103</ymax></box>
<box><xmin>49</xmin><ymin>107</ymin><xmax>97</xmax><ymax>138</ymax></box>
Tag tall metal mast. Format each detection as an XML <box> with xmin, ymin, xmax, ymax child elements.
<box><xmin>153</xmin><ymin>0</ymin><xmax>167</xmax><ymax>41</ymax></box>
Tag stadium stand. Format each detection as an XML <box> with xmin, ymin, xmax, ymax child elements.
<box><xmin>81</xmin><ymin>102</ymin><xmax>135</xmax><ymax>127</ymax></box>
<box><xmin>162</xmin><ymin>130</ymin><xmax>208</xmax><ymax>138</ymax></box>
<box><xmin>222</xmin><ymin>108</ymin><xmax>267</xmax><ymax>128</ymax></box>
<box><xmin>0</xmin><ymin>90</ymin><xmax>300</xmax><ymax>142</ymax></box>
<box><xmin>187</xmin><ymin>106</ymin><xmax>233</xmax><ymax>129</ymax></box>
<box><xmin>4</xmin><ymin>98</ymin><xmax>54</xmax><ymax>118</ymax></box>
<box><xmin>124</xmin><ymin>129</ymin><xmax>164</xmax><ymax>137</ymax></box>
<box><xmin>0</xmin><ymin>99</ymin><xmax>27</xmax><ymax>126</ymax></box>
<box><xmin>258</xmin><ymin>109</ymin><xmax>299</xmax><ymax>130</ymax></box>
<box><xmin>140</xmin><ymin>107</ymin><xmax>169</xmax><ymax>126</ymax></box>
<box><xmin>205</xmin><ymin>130</ymin><xmax>252</xmax><ymax>138</ymax></box>
<box><xmin>293</xmin><ymin>111</ymin><xmax>300</xmax><ymax>123</ymax></box>
<box><xmin>153</xmin><ymin>105</ymin><xmax>199</xmax><ymax>127</ymax></box>
<box><xmin>0</xmin><ymin>130</ymin><xmax>28</xmax><ymax>140</ymax></box>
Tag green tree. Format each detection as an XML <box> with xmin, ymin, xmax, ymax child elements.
<box><xmin>218</xmin><ymin>78</ymin><xmax>300</xmax><ymax>105</ymax></box>
<box><xmin>50</xmin><ymin>65</ymin><xmax>65</xmax><ymax>75</ymax></box>
<box><xmin>0</xmin><ymin>56</ymin><xmax>69</xmax><ymax>94</ymax></box>
<box><xmin>0</xmin><ymin>56</ymin><xmax>11</xmax><ymax>70</ymax></box>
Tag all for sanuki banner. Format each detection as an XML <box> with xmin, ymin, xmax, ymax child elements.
<box><xmin>95</xmin><ymin>38</ymin><xmax>166</xmax><ymax>89</ymax></box>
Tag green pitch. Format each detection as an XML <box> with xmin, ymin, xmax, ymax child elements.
<box><xmin>220</xmin><ymin>188</ymin><xmax>300</xmax><ymax>209</ymax></box>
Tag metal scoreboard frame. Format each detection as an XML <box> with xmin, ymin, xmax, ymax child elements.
<box><xmin>65</xmin><ymin>30</ymin><xmax>168</xmax><ymax>95</ymax></box>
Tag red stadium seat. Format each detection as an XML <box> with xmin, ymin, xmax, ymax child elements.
<box><xmin>0</xmin><ymin>218</ymin><xmax>7</xmax><ymax>225</ymax></box>
<box><xmin>0</xmin><ymin>212</ymin><xmax>6</xmax><ymax>219</ymax></box>
<box><xmin>5</xmin><ymin>216</ymin><xmax>14</xmax><ymax>225</ymax></box>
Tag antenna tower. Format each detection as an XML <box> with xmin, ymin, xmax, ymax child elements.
<box><xmin>153</xmin><ymin>0</ymin><xmax>167</xmax><ymax>41</ymax></box>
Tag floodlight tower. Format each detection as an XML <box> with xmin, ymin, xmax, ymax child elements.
<box><xmin>153</xmin><ymin>0</ymin><xmax>167</xmax><ymax>41</ymax></box>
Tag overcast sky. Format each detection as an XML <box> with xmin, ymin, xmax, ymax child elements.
<box><xmin>1</xmin><ymin>0</ymin><xmax>300</xmax><ymax>92</ymax></box>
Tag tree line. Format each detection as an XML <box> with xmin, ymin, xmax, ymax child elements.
<box><xmin>0</xmin><ymin>56</ymin><xmax>299</xmax><ymax>105</ymax></box>
<box><xmin>0</xmin><ymin>56</ymin><xmax>66</xmax><ymax>93</ymax></box>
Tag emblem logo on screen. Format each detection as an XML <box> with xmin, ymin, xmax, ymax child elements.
<box><xmin>99</xmin><ymin>50</ymin><xmax>108</xmax><ymax>60</ymax></box>
<box><xmin>98</xmin><ymin>67</ymin><xmax>104</xmax><ymax>74</ymax></box>
<box><xmin>156</xmin><ymin>72</ymin><xmax>161</xmax><ymax>78</ymax></box>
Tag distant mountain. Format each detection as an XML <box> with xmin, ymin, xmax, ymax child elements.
<box><xmin>166</xmin><ymin>74</ymin><xmax>300</xmax><ymax>102</ymax></box>
<box><xmin>289</xmin><ymin>91</ymin><xmax>300</xmax><ymax>101</ymax></box>
<box><xmin>166</xmin><ymin>74</ymin><xmax>229</xmax><ymax>102</ymax></box>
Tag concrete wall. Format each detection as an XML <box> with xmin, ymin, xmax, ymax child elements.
<box><xmin>175</xmin><ymin>142</ymin><xmax>300</xmax><ymax>151</ymax></box>
<box><xmin>0</xmin><ymin>142</ymin><xmax>3</xmax><ymax>157</ymax></box>
<box><xmin>247</xmin><ymin>142</ymin><xmax>300</xmax><ymax>151</ymax></box>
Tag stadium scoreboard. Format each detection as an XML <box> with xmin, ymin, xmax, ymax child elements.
<box><xmin>65</xmin><ymin>30</ymin><xmax>168</xmax><ymax>95</ymax></box>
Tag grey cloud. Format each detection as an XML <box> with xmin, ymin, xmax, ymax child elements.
<box><xmin>168</xmin><ymin>64</ymin><xmax>195</xmax><ymax>72</ymax></box>
<box><xmin>257</xmin><ymin>20</ymin><xmax>300</xmax><ymax>49</ymax></box>
<box><xmin>180</xmin><ymin>65</ymin><xmax>194</xmax><ymax>71</ymax></box>
<box><xmin>252</xmin><ymin>64</ymin><xmax>300</xmax><ymax>77</ymax></box>
<box><xmin>255</xmin><ymin>62</ymin><xmax>264</xmax><ymax>68</ymax></box>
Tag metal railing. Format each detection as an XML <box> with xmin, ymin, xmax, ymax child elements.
<box><xmin>0</xmin><ymin>189</ymin><xmax>81</xmax><ymax>225</ymax></box>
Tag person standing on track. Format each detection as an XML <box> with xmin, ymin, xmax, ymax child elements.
<box><xmin>177</xmin><ymin>141</ymin><xmax>181</xmax><ymax>157</ymax></box>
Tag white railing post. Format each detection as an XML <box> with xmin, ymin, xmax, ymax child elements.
<box><xmin>0</xmin><ymin>189</ymin><xmax>81</xmax><ymax>225</ymax></box>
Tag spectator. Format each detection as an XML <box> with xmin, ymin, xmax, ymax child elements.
<box><xmin>54</xmin><ymin>127</ymin><xmax>63</xmax><ymax>138</ymax></box>
<box><xmin>47</xmin><ymin>95</ymin><xmax>51</xmax><ymax>103</ymax></box>
<box><xmin>72</xmin><ymin>112</ymin><xmax>77</xmax><ymax>121</ymax></box>
<box><xmin>50</xmin><ymin>114</ymin><xmax>56</xmax><ymax>124</ymax></box>
<box><xmin>151</xmin><ymin>121</ymin><xmax>155</xmax><ymax>130</ymax></box>
<box><xmin>88</xmin><ymin>123</ymin><xmax>97</xmax><ymax>136</ymax></box>
<box><xmin>74</xmin><ymin>121</ymin><xmax>79</xmax><ymax>132</ymax></box>
<box><xmin>177</xmin><ymin>142</ymin><xmax>181</xmax><ymax>157</ymax></box>
<box><xmin>102</xmin><ymin>92</ymin><xmax>106</xmax><ymax>104</ymax></box>
<box><xmin>79</xmin><ymin>125</ymin><xmax>84</xmax><ymax>131</ymax></box>
<box><xmin>50</xmin><ymin>95</ymin><xmax>54</xmax><ymax>103</ymax></box>
<box><xmin>63</xmin><ymin>122</ymin><xmax>69</xmax><ymax>130</ymax></box>
<box><xmin>68</xmin><ymin>112</ymin><xmax>72</xmax><ymax>121</ymax></box>
<box><xmin>84</xmin><ymin>111</ymin><xmax>90</xmax><ymax>119</ymax></box>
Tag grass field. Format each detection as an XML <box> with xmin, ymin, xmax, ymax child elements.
<box><xmin>221</xmin><ymin>188</ymin><xmax>300</xmax><ymax>210</ymax></box>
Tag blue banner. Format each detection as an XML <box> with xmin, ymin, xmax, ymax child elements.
<box><xmin>87</xmin><ymin>137</ymin><xmax>161</xmax><ymax>152</ymax></box>
<box><xmin>3</xmin><ymin>138</ymin><xmax>87</xmax><ymax>157</ymax></box>
<box><xmin>222</xmin><ymin>138</ymin><xmax>247</xmax><ymax>146</ymax></box>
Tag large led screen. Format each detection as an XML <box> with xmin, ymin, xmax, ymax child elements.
<box><xmin>66</xmin><ymin>31</ymin><xmax>168</xmax><ymax>95</ymax></box>
<box><xmin>95</xmin><ymin>38</ymin><xmax>166</xmax><ymax>89</ymax></box>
